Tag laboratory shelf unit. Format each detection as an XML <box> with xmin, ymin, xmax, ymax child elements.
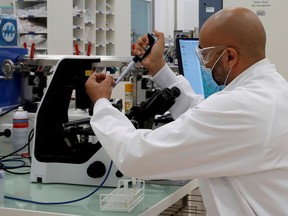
<box><xmin>72</xmin><ymin>0</ymin><xmax>130</xmax><ymax>56</ymax></box>
<box><xmin>14</xmin><ymin>0</ymin><xmax>73</xmax><ymax>55</ymax></box>
<box><xmin>14</xmin><ymin>0</ymin><xmax>48</xmax><ymax>54</ymax></box>
<box><xmin>14</xmin><ymin>0</ymin><xmax>130</xmax><ymax>56</ymax></box>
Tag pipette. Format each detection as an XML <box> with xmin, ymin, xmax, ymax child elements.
<box><xmin>115</xmin><ymin>33</ymin><xmax>156</xmax><ymax>86</ymax></box>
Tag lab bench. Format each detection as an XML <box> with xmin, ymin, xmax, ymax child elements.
<box><xmin>0</xmin><ymin>171</ymin><xmax>199</xmax><ymax>216</ymax></box>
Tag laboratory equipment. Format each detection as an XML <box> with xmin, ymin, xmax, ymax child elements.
<box><xmin>28</xmin><ymin>55</ymin><xmax>180</xmax><ymax>187</ymax></box>
<box><xmin>115</xmin><ymin>33</ymin><xmax>155</xmax><ymax>86</ymax></box>
<box><xmin>126</xmin><ymin>86</ymin><xmax>180</xmax><ymax>129</ymax></box>
<box><xmin>0</xmin><ymin>49</ymin><xmax>176</xmax><ymax>187</ymax></box>
<box><xmin>0</xmin><ymin>47</ymin><xmax>28</xmax><ymax>111</ymax></box>
<box><xmin>100</xmin><ymin>179</ymin><xmax>145</xmax><ymax>212</ymax></box>
<box><xmin>29</xmin><ymin>56</ymin><xmax>129</xmax><ymax>187</ymax></box>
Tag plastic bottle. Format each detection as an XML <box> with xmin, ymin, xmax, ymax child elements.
<box><xmin>125</xmin><ymin>83</ymin><xmax>134</xmax><ymax>113</ymax></box>
<box><xmin>0</xmin><ymin>170</ymin><xmax>4</xmax><ymax>202</ymax></box>
<box><xmin>13</xmin><ymin>106</ymin><xmax>29</xmax><ymax>156</ymax></box>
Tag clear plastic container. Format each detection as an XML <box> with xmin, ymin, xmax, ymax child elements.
<box><xmin>100</xmin><ymin>179</ymin><xmax>145</xmax><ymax>212</ymax></box>
<box><xmin>13</xmin><ymin>106</ymin><xmax>29</xmax><ymax>155</ymax></box>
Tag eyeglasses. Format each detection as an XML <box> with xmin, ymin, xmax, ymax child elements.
<box><xmin>195</xmin><ymin>46</ymin><xmax>227</xmax><ymax>65</ymax></box>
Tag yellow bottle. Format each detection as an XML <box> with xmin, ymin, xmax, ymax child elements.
<box><xmin>125</xmin><ymin>83</ymin><xmax>134</xmax><ymax>112</ymax></box>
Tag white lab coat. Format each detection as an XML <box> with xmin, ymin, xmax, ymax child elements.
<box><xmin>90</xmin><ymin>58</ymin><xmax>288</xmax><ymax>215</ymax></box>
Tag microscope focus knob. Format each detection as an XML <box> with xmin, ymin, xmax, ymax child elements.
<box><xmin>87</xmin><ymin>161</ymin><xmax>106</xmax><ymax>178</ymax></box>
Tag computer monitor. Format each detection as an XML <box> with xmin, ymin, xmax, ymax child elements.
<box><xmin>175</xmin><ymin>38</ymin><xmax>214</xmax><ymax>98</ymax></box>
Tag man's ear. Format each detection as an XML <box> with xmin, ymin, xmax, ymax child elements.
<box><xmin>227</xmin><ymin>48</ymin><xmax>238</xmax><ymax>67</ymax></box>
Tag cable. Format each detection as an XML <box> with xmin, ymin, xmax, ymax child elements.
<box><xmin>3</xmin><ymin>167</ymin><xmax>30</xmax><ymax>175</ymax></box>
<box><xmin>0</xmin><ymin>128</ymin><xmax>34</xmax><ymax>175</ymax></box>
<box><xmin>27</xmin><ymin>128</ymin><xmax>34</xmax><ymax>163</ymax></box>
<box><xmin>0</xmin><ymin>128</ymin><xmax>34</xmax><ymax>162</ymax></box>
<box><xmin>1</xmin><ymin>159</ymin><xmax>26</xmax><ymax>169</ymax></box>
<box><xmin>1</xmin><ymin>158</ymin><xmax>30</xmax><ymax>175</ymax></box>
<box><xmin>0</xmin><ymin>105</ymin><xmax>19</xmax><ymax>117</ymax></box>
<box><xmin>4</xmin><ymin>160</ymin><xmax>113</xmax><ymax>205</ymax></box>
<box><xmin>0</xmin><ymin>101</ymin><xmax>34</xmax><ymax>117</ymax></box>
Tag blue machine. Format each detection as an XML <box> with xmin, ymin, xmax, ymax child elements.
<box><xmin>0</xmin><ymin>47</ymin><xmax>28</xmax><ymax>111</ymax></box>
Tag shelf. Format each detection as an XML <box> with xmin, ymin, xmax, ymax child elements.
<box><xmin>15</xmin><ymin>1</ymin><xmax>47</xmax><ymax>17</ymax></box>
<box><xmin>15</xmin><ymin>0</ymin><xmax>130</xmax><ymax>56</ymax></box>
<box><xmin>15</xmin><ymin>0</ymin><xmax>46</xmax><ymax>2</ymax></box>
<box><xmin>85</xmin><ymin>21</ymin><xmax>94</xmax><ymax>25</ymax></box>
<box><xmin>19</xmin><ymin>32</ymin><xmax>47</xmax><ymax>34</ymax></box>
<box><xmin>14</xmin><ymin>0</ymin><xmax>48</xmax><ymax>54</ymax></box>
<box><xmin>17</xmin><ymin>15</ymin><xmax>47</xmax><ymax>18</ymax></box>
<box><xmin>73</xmin><ymin>26</ymin><xmax>84</xmax><ymax>29</ymax></box>
<box><xmin>73</xmin><ymin>38</ymin><xmax>83</xmax><ymax>43</ymax></box>
<box><xmin>72</xmin><ymin>0</ymin><xmax>117</xmax><ymax>55</ymax></box>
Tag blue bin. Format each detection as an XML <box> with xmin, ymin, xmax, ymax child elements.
<box><xmin>0</xmin><ymin>47</ymin><xmax>28</xmax><ymax>110</ymax></box>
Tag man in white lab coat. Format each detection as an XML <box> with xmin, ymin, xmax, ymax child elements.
<box><xmin>85</xmin><ymin>7</ymin><xmax>288</xmax><ymax>215</ymax></box>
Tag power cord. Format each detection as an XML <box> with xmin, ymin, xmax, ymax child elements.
<box><xmin>0</xmin><ymin>128</ymin><xmax>34</xmax><ymax>173</ymax></box>
<box><xmin>1</xmin><ymin>128</ymin><xmax>34</xmax><ymax>160</ymax></box>
<box><xmin>4</xmin><ymin>160</ymin><xmax>113</xmax><ymax>205</ymax></box>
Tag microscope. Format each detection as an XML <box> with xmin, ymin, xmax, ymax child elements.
<box><xmin>29</xmin><ymin>55</ymin><xmax>180</xmax><ymax>187</ymax></box>
<box><xmin>29</xmin><ymin>56</ymin><xmax>124</xmax><ymax>187</ymax></box>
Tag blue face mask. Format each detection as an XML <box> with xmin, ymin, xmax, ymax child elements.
<box><xmin>200</xmin><ymin>50</ymin><xmax>233</xmax><ymax>98</ymax></box>
<box><xmin>201</xmin><ymin>66</ymin><xmax>226</xmax><ymax>97</ymax></box>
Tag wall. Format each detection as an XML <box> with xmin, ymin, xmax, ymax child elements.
<box><xmin>176</xmin><ymin>0</ymin><xmax>198</xmax><ymax>33</ymax></box>
<box><xmin>0</xmin><ymin>0</ymin><xmax>13</xmax><ymax>15</ymax></box>
<box><xmin>154</xmin><ymin>0</ymin><xmax>175</xmax><ymax>38</ymax></box>
<box><xmin>131</xmin><ymin>0</ymin><xmax>152</xmax><ymax>42</ymax></box>
<box><xmin>47</xmin><ymin>0</ymin><xmax>73</xmax><ymax>55</ymax></box>
<box><xmin>115</xmin><ymin>0</ymin><xmax>131</xmax><ymax>55</ymax></box>
<box><xmin>223</xmin><ymin>0</ymin><xmax>288</xmax><ymax>80</ymax></box>
<box><xmin>0</xmin><ymin>0</ymin><xmax>12</xmax><ymax>7</ymax></box>
<box><xmin>154</xmin><ymin>0</ymin><xmax>199</xmax><ymax>38</ymax></box>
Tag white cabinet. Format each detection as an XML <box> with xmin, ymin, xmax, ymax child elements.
<box><xmin>14</xmin><ymin>0</ymin><xmax>131</xmax><ymax>56</ymax></box>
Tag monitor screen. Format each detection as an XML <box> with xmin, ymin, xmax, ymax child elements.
<box><xmin>175</xmin><ymin>38</ymin><xmax>214</xmax><ymax>98</ymax></box>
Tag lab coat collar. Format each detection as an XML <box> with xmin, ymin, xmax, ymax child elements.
<box><xmin>223</xmin><ymin>58</ymin><xmax>271</xmax><ymax>91</ymax></box>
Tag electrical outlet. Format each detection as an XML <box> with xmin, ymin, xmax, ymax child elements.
<box><xmin>0</xmin><ymin>123</ymin><xmax>13</xmax><ymax>144</ymax></box>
